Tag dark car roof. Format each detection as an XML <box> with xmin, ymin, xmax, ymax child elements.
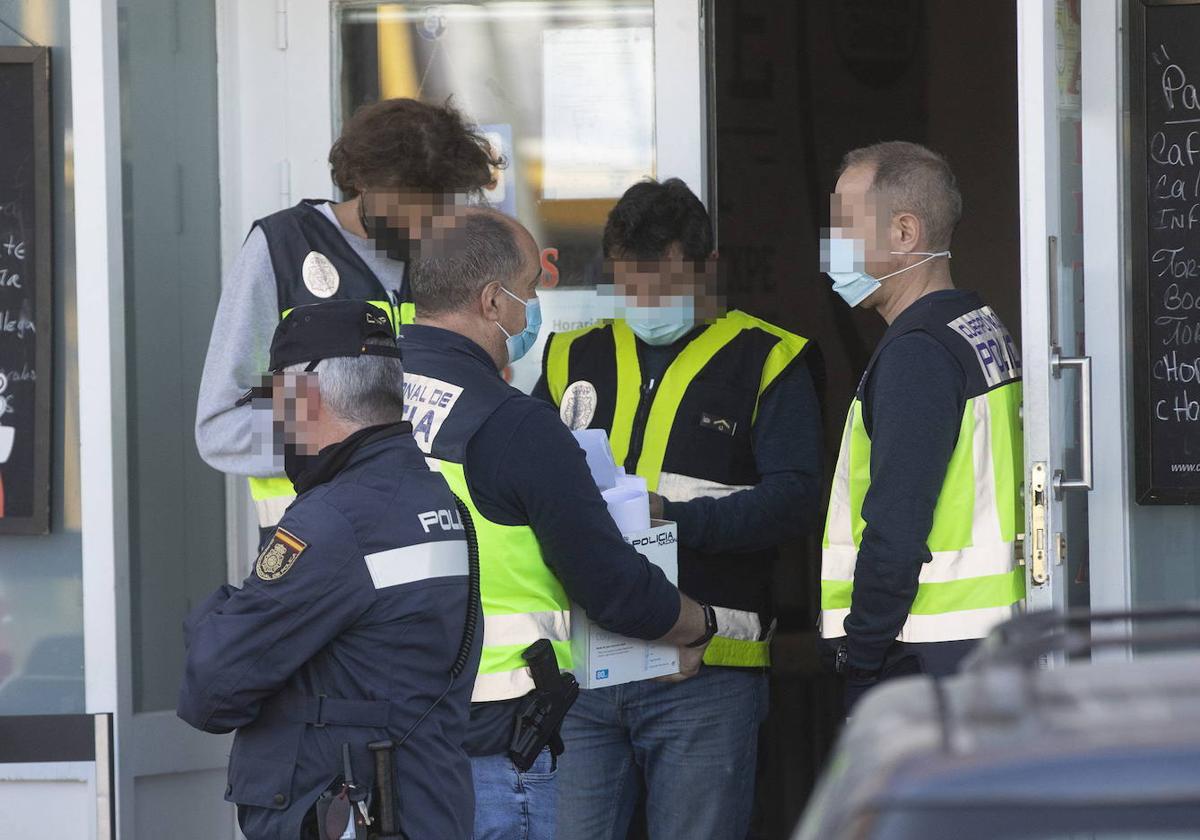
<box><xmin>880</xmin><ymin>740</ymin><xmax>1200</xmax><ymax>807</ymax></box>
<box><xmin>793</xmin><ymin>650</ymin><xmax>1200</xmax><ymax>840</ymax></box>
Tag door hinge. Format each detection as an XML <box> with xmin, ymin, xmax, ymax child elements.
<box><xmin>276</xmin><ymin>0</ymin><xmax>288</xmax><ymax>51</ymax></box>
<box><xmin>1028</xmin><ymin>462</ymin><xmax>1048</xmax><ymax>585</ymax></box>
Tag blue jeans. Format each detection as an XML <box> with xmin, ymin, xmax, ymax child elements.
<box><xmin>472</xmin><ymin>748</ymin><xmax>558</xmax><ymax>840</ymax></box>
<box><xmin>556</xmin><ymin>666</ymin><xmax>769</xmax><ymax>840</ymax></box>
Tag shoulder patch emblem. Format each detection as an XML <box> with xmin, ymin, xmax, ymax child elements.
<box><xmin>400</xmin><ymin>373</ymin><xmax>464</xmax><ymax>454</ymax></box>
<box><xmin>256</xmin><ymin>528</ymin><xmax>307</xmax><ymax>581</ymax></box>
<box><xmin>946</xmin><ymin>305</ymin><xmax>1022</xmax><ymax>388</ymax></box>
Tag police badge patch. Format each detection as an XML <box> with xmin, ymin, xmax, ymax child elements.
<box><xmin>301</xmin><ymin>251</ymin><xmax>340</xmax><ymax>298</ymax></box>
<box><xmin>560</xmin><ymin>380</ymin><xmax>598</xmax><ymax>431</ymax></box>
<box><xmin>256</xmin><ymin>528</ymin><xmax>307</xmax><ymax>581</ymax></box>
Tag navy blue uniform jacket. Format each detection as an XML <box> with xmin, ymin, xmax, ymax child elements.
<box><xmin>177</xmin><ymin>426</ymin><xmax>481</xmax><ymax>840</ymax></box>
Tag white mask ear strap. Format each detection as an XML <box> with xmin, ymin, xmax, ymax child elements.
<box><xmin>500</xmin><ymin>285</ymin><xmax>527</xmax><ymax>306</ymax></box>
<box><xmin>492</xmin><ymin>282</ymin><xmax>521</xmax><ymax>340</ymax></box>
<box><xmin>876</xmin><ymin>250</ymin><xmax>950</xmax><ymax>282</ymax></box>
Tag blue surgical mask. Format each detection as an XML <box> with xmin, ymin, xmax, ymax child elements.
<box><xmin>821</xmin><ymin>234</ymin><xmax>950</xmax><ymax>307</ymax></box>
<box><xmin>622</xmin><ymin>295</ymin><xmax>696</xmax><ymax>346</ymax></box>
<box><xmin>497</xmin><ymin>285</ymin><xmax>542</xmax><ymax>363</ymax></box>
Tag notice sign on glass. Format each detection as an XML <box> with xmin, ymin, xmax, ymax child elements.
<box><xmin>0</xmin><ymin>47</ymin><xmax>52</xmax><ymax>534</ymax></box>
<box><xmin>542</xmin><ymin>27</ymin><xmax>654</xmax><ymax>200</ymax></box>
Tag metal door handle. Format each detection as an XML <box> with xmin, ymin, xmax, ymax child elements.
<box><xmin>1051</xmin><ymin>347</ymin><xmax>1092</xmax><ymax>498</ymax></box>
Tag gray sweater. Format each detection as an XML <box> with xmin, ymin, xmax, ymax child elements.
<box><xmin>194</xmin><ymin>201</ymin><xmax>405</xmax><ymax>477</ymax></box>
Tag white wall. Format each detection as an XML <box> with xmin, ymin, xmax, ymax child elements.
<box><xmin>0</xmin><ymin>764</ymin><xmax>99</xmax><ymax>840</ymax></box>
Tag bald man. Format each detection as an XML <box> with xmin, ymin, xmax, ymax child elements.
<box><xmin>398</xmin><ymin>209</ymin><xmax>715</xmax><ymax>840</ymax></box>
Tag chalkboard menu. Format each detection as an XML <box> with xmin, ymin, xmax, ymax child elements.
<box><xmin>1133</xmin><ymin>2</ymin><xmax>1200</xmax><ymax>504</ymax></box>
<box><xmin>0</xmin><ymin>47</ymin><xmax>51</xmax><ymax>534</ymax></box>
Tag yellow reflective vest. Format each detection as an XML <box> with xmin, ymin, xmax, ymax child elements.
<box><xmin>544</xmin><ymin>311</ymin><xmax>811</xmax><ymax>668</ymax></box>
<box><xmin>243</xmin><ymin>201</ymin><xmax>415</xmax><ymax>530</ymax></box>
<box><xmin>821</xmin><ymin>292</ymin><xmax>1025</xmax><ymax>644</ymax></box>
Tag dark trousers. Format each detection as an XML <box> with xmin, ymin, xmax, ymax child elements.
<box><xmin>820</xmin><ymin>637</ymin><xmax>979</xmax><ymax>679</ymax></box>
<box><xmin>895</xmin><ymin>639</ymin><xmax>979</xmax><ymax>677</ymax></box>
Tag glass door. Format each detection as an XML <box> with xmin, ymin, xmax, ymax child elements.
<box><xmin>1017</xmin><ymin>0</ymin><xmax>1093</xmax><ymax>625</ymax></box>
<box><xmin>219</xmin><ymin>0</ymin><xmax>709</xmax><ymax>560</ymax></box>
<box><xmin>337</xmin><ymin>0</ymin><xmax>660</xmax><ymax>392</ymax></box>
<box><xmin>232</xmin><ymin>0</ymin><xmax>707</xmax><ymax>394</ymax></box>
<box><xmin>117</xmin><ymin>0</ymin><xmax>235</xmax><ymax>836</ymax></box>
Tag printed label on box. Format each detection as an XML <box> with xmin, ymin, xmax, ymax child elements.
<box><xmin>570</xmin><ymin>521</ymin><xmax>680</xmax><ymax>689</ymax></box>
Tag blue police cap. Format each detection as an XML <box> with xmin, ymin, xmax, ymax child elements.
<box><xmin>235</xmin><ymin>300</ymin><xmax>401</xmax><ymax>406</ymax></box>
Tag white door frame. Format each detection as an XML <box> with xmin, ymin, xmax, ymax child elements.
<box><xmin>1017</xmin><ymin>0</ymin><xmax>1073</xmax><ymax>617</ymax></box>
<box><xmin>1080</xmin><ymin>0</ymin><xmax>1134</xmax><ymax>617</ymax></box>
<box><xmin>72</xmin><ymin>0</ymin><xmax>126</xmax><ymax>726</ymax></box>
<box><xmin>74</xmin><ymin>0</ymin><xmax>235</xmax><ymax>836</ymax></box>
<box><xmin>655</xmin><ymin>0</ymin><xmax>709</xmax><ymax>201</ymax></box>
<box><xmin>71</xmin><ymin>0</ymin><xmax>130</xmax><ymax>835</ymax></box>
<box><xmin>1017</xmin><ymin>0</ymin><xmax>1134</xmax><ymax>624</ymax></box>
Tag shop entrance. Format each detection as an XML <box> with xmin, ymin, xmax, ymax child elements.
<box><xmin>710</xmin><ymin>1</ymin><xmax>1024</xmax><ymax>835</ymax></box>
<box><xmin>221</xmin><ymin>1</ymin><xmax>1032</xmax><ymax>837</ymax></box>
<box><xmin>218</xmin><ymin>3</ymin><xmax>1121</xmax><ymax>840</ymax></box>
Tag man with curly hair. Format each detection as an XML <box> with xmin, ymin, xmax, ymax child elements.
<box><xmin>196</xmin><ymin>98</ymin><xmax>502</xmax><ymax>545</ymax></box>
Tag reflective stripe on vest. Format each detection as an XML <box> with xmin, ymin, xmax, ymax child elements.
<box><xmin>428</xmin><ymin>458</ymin><xmax>572</xmax><ymax>702</ymax></box>
<box><xmin>546</xmin><ymin>322</ymin><xmax>641</xmax><ymax>464</ymax></box>
<box><xmin>244</xmin><ymin>298</ymin><xmax>402</xmax><ymax>530</ymax></box>
<box><xmin>546</xmin><ymin>313</ymin><xmax>809</xmax><ymax>490</ymax></box>
<box><xmin>546</xmin><ymin>312</ymin><xmax>810</xmax><ymax>668</ymax></box>
<box><xmin>657</xmin><ymin>472</ymin><xmax>753</xmax><ymax>501</ymax></box>
<box><xmin>706</xmin><ymin>606</ymin><xmax>773</xmax><ymax>667</ymax></box>
<box><xmin>545</xmin><ymin>324</ymin><xmax>596</xmax><ymax>404</ymax></box>
<box><xmin>656</xmin><ymin>473</ymin><xmax>770</xmax><ymax>666</ymax></box>
<box><xmin>248</xmin><ymin>476</ymin><xmax>296</xmax><ymax>529</ymax></box>
<box><xmin>820</xmin><ymin>381</ymin><xmax>1025</xmax><ymax>643</ymax></box>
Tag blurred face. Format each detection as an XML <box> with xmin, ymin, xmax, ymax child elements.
<box><xmin>270</xmin><ymin>371</ymin><xmax>322</xmax><ymax>455</ymax></box>
<box><xmin>605</xmin><ymin>243</ymin><xmax>722</xmax><ymax>319</ymax></box>
<box><xmin>359</xmin><ymin>188</ymin><xmax>469</xmax><ymax>259</ymax></box>
<box><xmin>829</xmin><ymin>164</ymin><xmax>896</xmax><ymax>281</ymax></box>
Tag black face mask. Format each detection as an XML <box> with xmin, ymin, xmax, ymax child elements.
<box><xmin>358</xmin><ymin>192</ymin><xmax>416</xmax><ymax>263</ymax></box>
<box><xmin>288</xmin><ymin>423</ymin><xmax>411</xmax><ymax>495</ymax></box>
<box><xmin>282</xmin><ymin>442</ymin><xmax>321</xmax><ymax>487</ymax></box>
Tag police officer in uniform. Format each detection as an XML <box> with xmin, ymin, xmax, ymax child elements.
<box><xmin>179</xmin><ymin>300</ymin><xmax>482</xmax><ymax>840</ymax></box>
<box><xmin>194</xmin><ymin>98</ymin><xmax>501</xmax><ymax>545</ymax></box>
<box><xmin>399</xmin><ymin>208</ymin><xmax>716</xmax><ymax>840</ymax></box>
<box><xmin>535</xmin><ymin>179</ymin><xmax>823</xmax><ymax>840</ymax></box>
<box><xmin>819</xmin><ymin>141</ymin><xmax>1024</xmax><ymax>712</ymax></box>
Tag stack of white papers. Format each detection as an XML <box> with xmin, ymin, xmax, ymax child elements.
<box><xmin>602</xmin><ymin>473</ymin><xmax>650</xmax><ymax>533</ymax></box>
<box><xmin>573</xmin><ymin>428</ymin><xmax>618</xmax><ymax>489</ymax></box>
<box><xmin>572</xmin><ymin>429</ymin><xmax>651</xmax><ymax>532</ymax></box>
